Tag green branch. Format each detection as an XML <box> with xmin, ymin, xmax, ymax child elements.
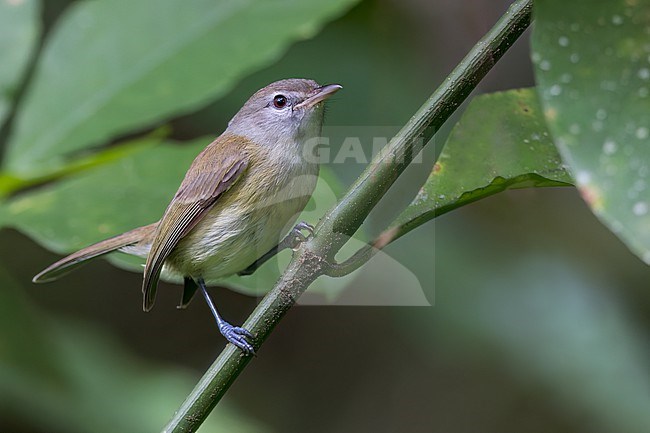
<box><xmin>162</xmin><ymin>1</ymin><xmax>533</xmax><ymax>431</ymax></box>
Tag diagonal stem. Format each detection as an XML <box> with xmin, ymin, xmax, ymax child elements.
<box><xmin>311</xmin><ymin>0</ymin><xmax>533</xmax><ymax>258</ymax></box>
<box><xmin>162</xmin><ymin>1</ymin><xmax>533</xmax><ymax>431</ymax></box>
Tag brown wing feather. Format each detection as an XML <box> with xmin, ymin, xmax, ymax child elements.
<box><xmin>142</xmin><ymin>136</ymin><xmax>249</xmax><ymax>311</ymax></box>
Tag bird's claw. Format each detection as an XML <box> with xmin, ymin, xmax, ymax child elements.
<box><xmin>219</xmin><ymin>322</ymin><xmax>256</xmax><ymax>355</ymax></box>
<box><xmin>288</xmin><ymin>221</ymin><xmax>315</xmax><ymax>250</ymax></box>
<box><xmin>294</xmin><ymin>221</ymin><xmax>315</xmax><ymax>233</ymax></box>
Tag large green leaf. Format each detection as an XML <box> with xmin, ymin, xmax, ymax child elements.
<box><xmin>0</xmin><ymin>130</ymin><xmax>166</xmax><ymax>198</ymax></box>
<box><xmin>533</xmin><ymin>0</ymin><xmax>650</xmax><ymax>263</ymax></box>
<box><xmin>0</xmin><ymin>0</ymin><xmax>40</xmax><ymax>126</ymax></box>
<box><xmin>3</xmin><ymin>0</ymin><xmax>358</xmax><ymax>177</ymax></box>
<box><xmin>2</xmin><ymin>138</ymin><xmax>189</xmax><ymax>253</ymax></box>
<box><xmin>389</xmin><ymin>88</ymin><xmax>572</xmax><ymax>240</ymax></box>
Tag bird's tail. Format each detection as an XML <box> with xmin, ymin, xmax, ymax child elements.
<box><xmin>32</xmin><ymin>223</ymin><xmax>157</xmax><ymax>283</ymax></box>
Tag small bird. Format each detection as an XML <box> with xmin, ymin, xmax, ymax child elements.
<box><xmin>33</xmin><ymin>78</ymin><xmax>341</xmax><ymax>354</ymax></box>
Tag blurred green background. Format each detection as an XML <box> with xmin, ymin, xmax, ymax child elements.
<box><xmin>1</xmin><ymin>0</ymin><xmax>649</xmax><ymax>432</ymax></box>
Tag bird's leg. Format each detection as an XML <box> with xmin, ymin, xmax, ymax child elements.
<box><xmin>238</xmin><ymin>221</ymin><xmax>315</xmax><ymax>276</ymax></box>
<box><xmin>198</xmin><ymin>278</ymin><xmax>255</xmax><ymax>355</ymax></box>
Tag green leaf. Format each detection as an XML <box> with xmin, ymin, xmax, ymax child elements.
<box><xmin>3</xmin><ymin>0</ymin><xmax>359</xmax><ymax>177</ymax></box>
<box><xmin>0</xmin><ymin>0</ymin><xmax>40</xmax><ymax>126</ymax></box>
<box><xmin>0</xmin><ymin>132</ymin><xmax>163</xmax><ymax>199</ymax></box>
<box><xmin>389</xmin><ymin>88</ymin><xmax>572</xmax><ymax>240</ymax></box>
<box><xmin>3</xmin><ymin>138</ymin><xmax>200</xmax><ymax>253</ymax></box>
<box><xmin>532</xmin><ymin>0</ymin><xmax>650</xmax><ymax>264</ymax></box>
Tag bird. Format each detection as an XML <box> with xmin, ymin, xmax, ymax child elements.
<box><xmin>33</xmin><ymin>78</ymin><xmax>342</xmax><ymax>354</ymax></box>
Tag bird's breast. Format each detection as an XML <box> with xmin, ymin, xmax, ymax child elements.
<box><xmin>169</xmin><ymin>152</ymin><xmax>319</xmax><ymax>281</ymax></box>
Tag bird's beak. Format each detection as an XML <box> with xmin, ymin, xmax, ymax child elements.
<box><xmin>296</xmin><ymin>84</ymin><xmax>342</xmax><ymax>109</ymax></box>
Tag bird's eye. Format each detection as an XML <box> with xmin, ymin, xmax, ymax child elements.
<box><xmin>273</xmin><ymin>94</ymin><xmax>288</xmax><ymax>109</ymax></box>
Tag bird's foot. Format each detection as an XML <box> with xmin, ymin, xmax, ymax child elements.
<box><xmin>219</xmin><ymin>322</ymin><xmax>256</xmax><ymax>355</ymax></box>
<box><xmin>287</xmin><ymin>221</ymin><xmax>315</xmax><ymax>250</ymax></box>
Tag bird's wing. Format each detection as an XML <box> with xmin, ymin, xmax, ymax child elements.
<box><xmin>142</xmin><ymin>138</ymin><xmax>249</xmax><ymax>311</ymax></box>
